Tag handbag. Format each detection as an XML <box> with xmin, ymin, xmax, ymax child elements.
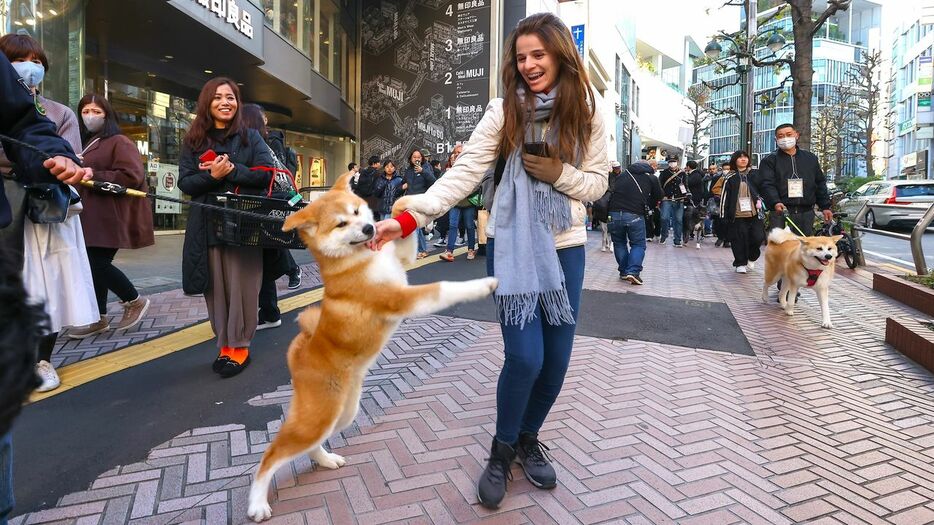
<box><xmin>24</xmin><ymin>182</ymin><xmax>75</xmax><ymax>224</ymax></box>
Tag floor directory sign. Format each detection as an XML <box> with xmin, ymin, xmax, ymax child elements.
<box><xmin>360</xmin><ymin>0</ymin><xmax>493</xmax><ymax>165</ymax></box>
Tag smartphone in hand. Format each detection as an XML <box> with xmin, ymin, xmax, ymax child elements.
<box><xmin>199</xmin><ymin>149</ymin><xmax>218</xmax><ymax>163</ymax></box>
<box><xmin>523</xmin><ymin>142</ymin><xmax>548</xmax><ymax>157</ymax></box>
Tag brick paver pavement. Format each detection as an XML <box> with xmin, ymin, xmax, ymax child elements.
<box><xmin>50</xmin><ymin>264</ymin><xmax>324</xmax><ymax>368</ymax></box>
<box><xmin>14</xmin><ymin>235</ymin><xmax>934</xmax><ymax>524</ymax></box>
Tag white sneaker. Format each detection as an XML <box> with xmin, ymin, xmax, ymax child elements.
<box><xmin>455</xmin><ymin>236</ymin><xmax>466</xmax><ymax>246</ymax></box>
<box><xmin>747</xmin><ymin>260</ymin><xmax>756</xmax><ymax>270</ymax></box>
<box><xmin>433</xmin><ymin>239</ymin><xmax>446</xmax><ymax>247</ymax></box>
<box><xmin>256</xmin><ymin>319</ymin><xmax>282</xmax><ymax>330</ymax></box>
<box><xmin>735</xmin><ymin>265</ymin><xmax>748</xmax><ymax>274</ymax></box>
<box><xmin>35</xmin><ymin>360</ymin><xmax>61</xmax><ymax>392</ymax></box>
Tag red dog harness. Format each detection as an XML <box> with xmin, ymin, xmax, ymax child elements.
<box><xmin>804</xmin><ymin>267</ymin><xmax>823</xmax><ymax>287</ymax></box>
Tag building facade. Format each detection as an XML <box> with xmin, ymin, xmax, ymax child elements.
<box><xmin>694</xmin><ymin>0</ymin><xmax>882</xmax><ymax>177</ymax></box>
<box><xmin>888</xmin><ymin>1</ymin><xmax>934</xmax><ymax>180</ymax></box>
<box><xmin>2</xmin><ymin>0</ymin><xmax>359</xmax><ymax>230</ymax></box>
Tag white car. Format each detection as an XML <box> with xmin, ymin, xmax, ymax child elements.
<box><xmin>838</xmin><ymin>180</ymin><xmax>934</xmax><ymax>229</ymax></box>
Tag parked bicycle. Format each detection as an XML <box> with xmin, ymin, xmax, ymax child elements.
<box><xmin>818</xmin><ymin>212</ymin><xmax>859</xmax><ymax>269</ymax></box>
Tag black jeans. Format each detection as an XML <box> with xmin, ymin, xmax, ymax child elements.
<box><xmin>770</xmin><ymin>209</ymin><xmax>815</xmax><ymax>236</ymax></box>
<box><xmin>86</xmin><ymin>247</ymin><xmax>138</xmax><ymax>315</ymax></box>
<box><xmin>728</xmin><ymin>218</ymin><xmax>765</xmax><ymax>266</ymax></box>
<box><xmin>258</xmin><ymin>278</ymin><xmax>280</xmax><ymax>323</ymax></box>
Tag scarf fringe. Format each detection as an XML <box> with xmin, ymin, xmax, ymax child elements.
<box><xmin>535</xmin><ymin>184</ymin><xmax>573</xmax><ymax>231</ymax></box>
<box><xmin>495</xmin><ymin>286</ymin><xmax>576</xmax><ymax>328</ymax></box>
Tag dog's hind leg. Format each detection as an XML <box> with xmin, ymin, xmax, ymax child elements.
<box><xmin>248</xmin><ymin>416</ymin><xmax>337</xmax><ymax>522</ymax></box>
<box><xmin>309</xmin><ymin>379</ymin><xmax>363</xmax><ymax>470</ymax></box>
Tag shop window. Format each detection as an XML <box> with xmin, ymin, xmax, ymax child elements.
<box><xmin>318</xmin><ymin>0</ymin><xmax>339</xmax><ymax>83</ymax></box>
<box><xmin>263</xmin><ymin>0</ymin><xmax>316</xmax><ymax>58</ymax></box>
<box><xmin>1</xmin><ymin>0</ymin><xmax>85</xmax><ymax>108</ymax></box>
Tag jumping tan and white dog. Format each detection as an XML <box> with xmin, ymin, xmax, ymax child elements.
<box><xmin>761</xmin><ymin>228</ymin><xmax>841</xmax><ymax>329</ymax></box>
<box><xmin>247</xmin><ymin>173</ymin><xmax>497</xmax><ymax>522</ymax></box>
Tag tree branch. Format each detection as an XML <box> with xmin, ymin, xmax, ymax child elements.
<box><xmin>810</xmin><ymin>0</ymin><xmax>852</xmax><ymax>38</ymax></box>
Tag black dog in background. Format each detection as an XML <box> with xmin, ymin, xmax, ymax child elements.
<box><xmin>0</xmin><ymin>248</ymin><xmax>44</xmax><ymax>436</ymax></box>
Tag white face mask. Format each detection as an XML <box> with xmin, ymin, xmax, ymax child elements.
<box><xmin>12</xmin><ymin>61</ymin><xmax>44</xmax><ymax>88</ymax></box>
<box><xmin>776</xmin><ymin>137</ymin><xmax>797</xmax><ymax>150</ymax></box>
<box><xmin>83</xmin><ymin>114</ymin><xmax>106</xmax><ymax>134</ymax></box>
<box><xmin>668</xmin><ymin>162</ymin><xmax>678</xmax><ymax>169</ymax></box>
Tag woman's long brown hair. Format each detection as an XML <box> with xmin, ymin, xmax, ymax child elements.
<box><xmin>498</xmin><ymin>13</ymin><xmax>594</xmax><ymax>162</ymax></box>
<box><xmin>184</xmin><ymin>77</ymin><xmax>248</xmax><ymax>151</ymax></box>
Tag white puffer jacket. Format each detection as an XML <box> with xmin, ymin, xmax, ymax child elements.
<box><xmin>397</xmin><ymin>98</ymin><xmax>609</xmax><ymax>249</ymax></box>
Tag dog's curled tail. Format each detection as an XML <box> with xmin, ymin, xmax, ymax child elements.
<box><xmin>297</xmin><ymin>305</ymin><xmax>322</xmax><ymax>335</ymax></box>
<box><xmin>767</xmin><ymin>228</ymin><xmax>798</xmax><ymax>245</ymax></box>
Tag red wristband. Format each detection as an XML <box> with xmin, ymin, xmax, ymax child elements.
<box><xmin>393</xmin><ymin>211</ymin><xmax>418</xmax><ymax>238</ymax></box>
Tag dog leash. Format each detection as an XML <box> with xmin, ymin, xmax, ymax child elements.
<box><xmin>0</xmin><ymin>133</ymin><xmax>287</xmax><ymax>224</ymax></box>
<box><xmin>780</xmin><ymin>211</ymin><xmax>807</xmax><ymax>237</ymax></box>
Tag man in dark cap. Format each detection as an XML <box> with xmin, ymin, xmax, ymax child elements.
<box><xmin>657</xmin><ymin>155</ymin><xmax>690</xmax><ymax>247</ymax></box>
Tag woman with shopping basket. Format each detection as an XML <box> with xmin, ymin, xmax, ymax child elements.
<box><xmin>178</xmin><ymin>78</ymin><xmax>274</xmax><ymax>378</ymax></box>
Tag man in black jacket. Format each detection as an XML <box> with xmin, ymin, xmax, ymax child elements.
<box><xmin>0</xmin><ymin>53</ymin><xmax>89</xmax><ymax>523</ymax></box>
<box><xmin>354</xmin><ymin>155</ymin><xmax>381</xmax><ymax>212</ymax></box>
<box><xmin>759</xmin><ymin>123</ymin><xmax>833</xmax><ymax>235</ymax></box>
<box><xmin>657</xmin><ymin>155</ymin><xmax>690</xmax><ymax>246</ymax></box>
<box><xmin>682</xmin><ymin>160</ymin><xmax>705</xmax><ymax>240</ymax></box>
<box><xmin>607</xmin><ymin>160</ymin><xmax>663</xmax><ymax>285</ymax></box>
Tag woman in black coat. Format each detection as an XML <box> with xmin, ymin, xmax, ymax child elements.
<box><xmin>720</xmin><ymin>150</ymin><xmax>764</xmax><ymax>273</ymax></box>
<box><xmin>178</xmin><ymin>78</ymin><xmax>273</xmax><ymax>378</ymax></box>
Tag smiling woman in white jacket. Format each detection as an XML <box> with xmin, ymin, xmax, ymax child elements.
<box><xmin>371</xmin><ymin>13</ymin><xmax>608</xmax><ymax>510</ymax></box>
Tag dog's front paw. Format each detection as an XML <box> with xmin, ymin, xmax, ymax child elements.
<box><xmin>482</xmin><ymin>277</ymin><xmax>498</xmax><ymax>295</ymax></box>
<box><xmin>821</xmin><ymin>320</ymin><xmax>834</xmax><ymax>329</ymax></box>
<box><xmin>316</xmin><ymin>451</ymin><xmax>346</xmax><ymax>469</ymax></box>
<box><xmin>247</xmin><ymin>501</ymin><xmax>272</xmax><ymax>522</ymax></box>
<box><xmin>784</xmin><ymin>308</ymin><xmax>795</xmax><ymax>317</ymax></box>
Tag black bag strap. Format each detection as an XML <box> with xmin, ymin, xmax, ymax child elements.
<box><xmin>492</xmin><ymin>155</ymin><xmax>507</xmax><ymax>188</ymax></box>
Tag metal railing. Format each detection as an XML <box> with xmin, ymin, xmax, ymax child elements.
<box><xmin>850</xmin><ymin>202</ymin><xmax>934</xmax><ymax>275</ymax></box>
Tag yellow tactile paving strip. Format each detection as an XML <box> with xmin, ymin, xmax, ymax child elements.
<box><xmin>29</xmin><ymin>247</ymin><xmax>468</xmax><ymax>404</ymax></box>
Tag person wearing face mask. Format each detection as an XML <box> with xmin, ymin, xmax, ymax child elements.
<box><xmin>657</xmin><ymin>155</ymin><xmax>689</xmax><ymax>247</ymax></box>
<box><xmin>369</xmin><ymin>13</ymin><xmax>608</xmax><ymax>508</ymax></box>
<box><xmin>720</xmin><ymin>151</ymin><xmax>764</xmax><ymax>273</ymax></box>
<box><xmin>759</xmin><ymin>123</ymin><xmax>833</xmax><ymax>235</ymax></box>
<box><xmin>646</xmin><ymin>158</ymin><xmax>661</xmax><ymax>242</ymax></box>
<box><xmin>711</xmin><ymin>161</ymin><xmax>732</xmax><ymax>247</ymax></box>
<box><xmin>0</xmin><ymin>34</ymin><xmax>98</xmax><ymax>392</ymax></box>
<box><xmin>69</xmin><ymin>94</ymin><xmax>153</xmax><ymax>340</ymax></box>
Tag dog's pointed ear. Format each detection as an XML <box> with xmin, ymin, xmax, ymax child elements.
<box><xmin>283</xmin><ymin>208</ymin><xmax>317</xmax><ymax>233</ymax></box>
<box><xmin>831</xmin><ymin>235</ymin><xmax>843</xmax><ymax>243</ymax></box>
<box><xmin>333</xmin><ymin>171</ymin><xmax>355</xmax><ymax>193</ymax></box>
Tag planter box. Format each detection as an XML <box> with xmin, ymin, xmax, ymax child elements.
<box><xmin>873</xmin><ymin>273</ymin><xmax>934</xmax><ymax>317</ymax></box>
<box><xmin>886</xmin><ymin>318</ymin><xmax>934</xmax><ymax>374</ymax></box>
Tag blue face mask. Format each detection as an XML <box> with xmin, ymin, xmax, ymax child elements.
<box><xmin>12</xmin><ymin>61</ymin><xmax>45</xmax><ymax>88</ymax></box>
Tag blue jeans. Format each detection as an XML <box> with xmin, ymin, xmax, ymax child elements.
<box><xmin>608</xmin><ymin>211</ymin><xmax>646</xmax><ymax>277</ymax></box>
<box><xmin>660</xmin><ymin>200</ymin><xmax>684</xmax><ymax>244</ymax></box>
<box><xmin>0</xmin><ymin>433</ymin><xmax>12</xmax><ymax>525</ymax></box>
<box><xmin>416</xmin><ymin>228</ymin><xmax>427</xmax><ymax>253</ymax></box>
<box><xmin>447</xmin><ymin>207</ymin><xmax>476</xmax><ymax>251</ymax></box>
<box><xmin>486</xmin><ymin>238</ymin><xmax>584</xmax><ymax>444</ymax></box>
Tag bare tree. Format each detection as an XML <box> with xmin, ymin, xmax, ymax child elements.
<box><xmin>786</xmin><ymin>0</ymin><xmax>853</xmax><ymax>150</ymax></box>
<box><xmin>845</xmin><ymin>50</ymin><xmax>884</xmax><ymax>178</ymax></box>
<box><xmin>683</xmin><ymin>84</ymin><xmax>712</xmax><ymax>160</ymax></box>
<box><xmin>812</xmin><ymin>104</ymin><xmax>838</xmax><ymax>176</ymax></box>
<box><xmin>709</xmin><ymin>0</ymin><xmax>854</xmax><ymax>150</ymax></box>
<box><xmin>826</xmin><ymin>83</ymin><xmax>859</xmax><ymax>179</ymax></box>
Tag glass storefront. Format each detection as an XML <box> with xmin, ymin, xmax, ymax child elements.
<box><xmin>285</xmin><ymin>130</ymin><xmax>353</xmax><ymax>188</ymax></box>
<box><xmin>1</xmin><ymin>0</ymin><xmax>85</xmax><ymax>108</ymax></box>
<box><xmin>4</xmin><ymin>0</ymin><xmax>359</xmax><ymax>230</ymax></box>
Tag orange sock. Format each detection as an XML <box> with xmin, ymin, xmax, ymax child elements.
<box><xmin>229</xmin><ymin>347</ymin><xmax>249</xmax><ymax>365</ymax></box>
<box><xmin>219</xmin><ymin>346</ymin><xmax>234</xmax><ymax>359</ymax></box>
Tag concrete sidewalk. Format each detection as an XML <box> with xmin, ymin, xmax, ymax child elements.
<box><xmin>15</xmin><ymin>233</ymin><xmax>934</xmax><ymax>524</ymax></box>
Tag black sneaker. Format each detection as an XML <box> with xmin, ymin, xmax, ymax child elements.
<box><xmin>477</xmin><ymin>438</ymin><xmax>516</xmax><ymax>509</ymax></box>
<box><xmin>715</xmin><ymin>239</ymin><xmax>723</xmax><ymax>247</ymax></box>
<box><xmin>628</xmin><ymin>274</ymin><xmax>644</xmax><ymax>285</ymax></box>
<box><xmin>287</xmin><ymin>271</ymin><xmax>302</xmax><ymax>290</ymax></box>
<box><xmin>212</xmin><ymin>355</ymin><xmax>230</xmax><ymax>373</ymax></box>
<box><xmin>516</xmin><ymin>432</ymin><xmax>556</xmax><ymax>489</ymax></box>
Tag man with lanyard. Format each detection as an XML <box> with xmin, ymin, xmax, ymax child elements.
<box><xmin>607</xmin><ymin>160</ymin><xmax>663</xmax><ymax>285</ymax></box>
<box><xmin>657</xmin><ymin>154</ymin><xmax>690</xmax><ymax>247</ymax></box>
<box><xmin>759</xmin><ymin>123</ymin><xmax>833</xmax><ymax>235</ymax></box>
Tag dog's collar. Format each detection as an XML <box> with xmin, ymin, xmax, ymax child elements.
<box><xmin>802</xmin><ymin>266</ymin><xmax>823</xmax><ymax>287</ymax></box>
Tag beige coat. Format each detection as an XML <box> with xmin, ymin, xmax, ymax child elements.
<box><xmin>398</xmin><ymin>98</ymin><xmax>609</xmax><ymax>249</ymax></box>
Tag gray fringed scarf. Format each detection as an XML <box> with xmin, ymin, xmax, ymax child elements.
<box><xmin>493</xmin><ymin>89</ymin><xmax>575</xmax><ymax>328</ymax></box>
